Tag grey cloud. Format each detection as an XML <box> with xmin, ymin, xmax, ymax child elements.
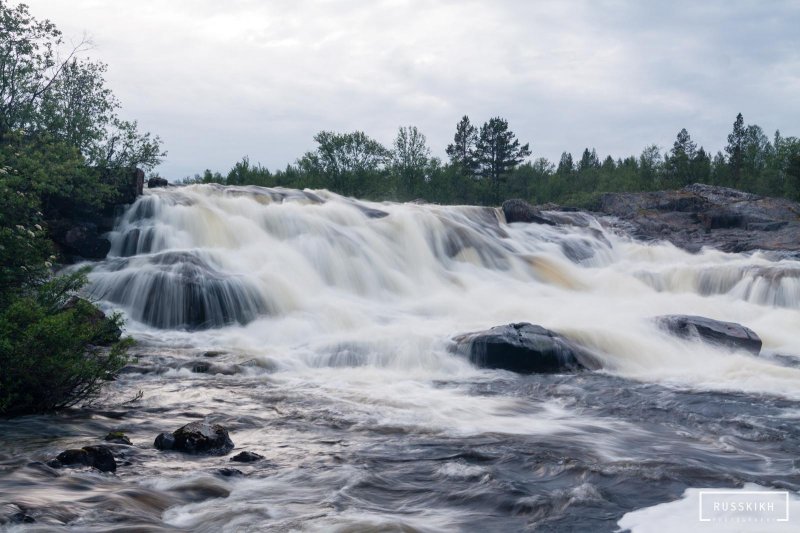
<box><xmin>23</xmin><ymin>0</ymin><xmax>800</xmax><ymax>179</ymax></box>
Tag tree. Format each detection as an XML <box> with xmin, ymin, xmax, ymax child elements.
<box><xmin>445</xmin><ymin>115</ymin><xmax>478</xmax><ymax>178</ymax></box>
<box><xmin>474</xmin><ymin>117</ymin><xmax>531</xmax><ymax>203</ymax></box>
<box><xmin>392</xmin><ymin>125</ymin><xmax>430</xmax><ymax>198</ymax></box>
<box><xmin>665</xmin><ymin>128</ymin><xmax>697</xmax><ymax>187</ymax></box>
<box><xmin>639</xmin><ymin>144</ymin><xmax>663</xmax><ymax>188</ymax></box>
<box><xmin>556</xmin><ymin>152</ymin><xmax>575</xmax><ymax>176</ymax></box>
<box><xmin>0</xmin><ymin>2</ymin><xmax>164</xmax><ymax>170</ymax></box>
<box><xmin>725</xmin><ymin>113</ymin><xmax>746</xmax><ymax>186</ymax></box>
<box><xmin>298</xmin><ymin>130</ymin><xmax>390</xmax><ymax>196</ymax></box>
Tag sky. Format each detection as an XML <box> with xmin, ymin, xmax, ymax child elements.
<box><xmin>24</xmin><ymin>0</ymin><xmax>800</xmax><ymax>180</ymax></box>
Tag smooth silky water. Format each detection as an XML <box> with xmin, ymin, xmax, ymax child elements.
<box><xmin>1</xmin><ymin>184</ymin><xmax>799</xmax><ymax>531</ymax></box>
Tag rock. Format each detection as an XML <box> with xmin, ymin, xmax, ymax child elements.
<box><xmin>656</xmin><ymin>315</ymin><xmax>762</xmax><ymax>354</ymax></box>
<box><xmin>453</xmin><ymin>322</ymin><xmax>599</xmax><ymax>373</ymax></box>
<box><xmin>502</xmin><ymin>199</ymin><xmax>557</xmax><ymax>225</ymax></box>
<box><xmin>154</xmin><ymin>432</ymin><xmax>176</xmax><ymax>451</ymax></box>
<box><xmin>104</xmin><ymin>431</ymin><xmax>132</xmax><ymax>445</ymax></box>
<box><xmin>155</xmin><ymin>421</ymin><xmax>234</xmax><ymax>455</ymax></box>
<box><xmin>215</xmin><ymin>468</ymin><xmax>244</xmax><ymax>477</ymax></box>
<box><xmin>49</xmin><ymin>220</ymin><xmax>111</xmax><ymax>259</ymax></box>
<box><xmin>147</xmin><ymin>176</ymin><xmax>169</xmax><ymax>188</ymax></box>
<box><xmin>230</xmin><ymin>451</ymin><xmax>264</xmax><ymax>463</ymax></box>
<box><xmin>54</xmin><ymin>445</ymin><xmax>116</xmax><ymax>472</ymax></box>
<box><xmin>594</xmin><ymin>184</ymin><xmax>800</xmax><ymax>254</ymax></box>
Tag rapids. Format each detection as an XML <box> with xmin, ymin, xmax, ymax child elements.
<box><xmin>1</xmin><ymin>184</ymin><xmax>799</xmax><ymax>531</ymax></box>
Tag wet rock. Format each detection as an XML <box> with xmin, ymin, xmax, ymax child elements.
<box><xmin>230</xmin><ymin>451</ymin><xmax>264</xmax><ymax>463</ymax></box>
<box><xmin>104</xmin><ymin>431</ymin><xmax>132</xmax><ymax>445</ymax></box>
<box><xmin>215</xmin><ymin>467</ymin><xmax>244</xmax><ymax>477</ymax></box>
<box><xmin>10</xmin><ymin>511</ymin><xmax>36</xmax><ymax>524</ymax></box>
<box><xmin>49</xmin><ymin>219</ymin><xmax>111</xmax><ymax>259</ymax></box>
<box><xmin>155</xmin><ymin>421</ymin><xmax>234</xmax><ymax>455</ymax></box>
<box><xmin>355</xmin><ymin>204</ymin><xmax>389</xmax><ymax>219</ymax></box>
<box><xmin>502</xmin><ymin>199</ymin><xmax>556</xmax><ymax>225</ymax></box>
<box><xmin>154</xmin><ymin>432</ymin><xmax>176</xmax><ymax>450</ymax></box>
<box><xmin>656</xmin><ymin>315</ymin><xmax>762</xmax><ymax>354</ymax></box>
<box><xmin>595</xmin><ymin>184</ymin><xmax>800</xmax><ymax>254</ymax></box>
<box><xmin>53</xmin><ymin>445</ymin><xmax>116</xmax><ymax>472</ymax></box>
<box><xmin>147</xmin><ymin>176</ymin><xmax>169</xmax><ymax>188</ymax></box>
<box><xmin>203</xmin><ymin>350</ymin><xmax>226</xmax><ymax>358</ymax></box>
<box><xmin>454</xmin><ymin>322</ymin><xmax>599</xmax><ymax>373</ymax></box>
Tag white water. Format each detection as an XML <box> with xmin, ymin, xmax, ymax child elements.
<box><xmin>84</xmin><ymin>184</ymin><xmax>800</xmax><ymax>442</ymax></box>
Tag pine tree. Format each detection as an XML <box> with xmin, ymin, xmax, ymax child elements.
<box><xmin>474</xmin><ymin>117</ymin><xmax>531</xmax><ymax>203</ymax></box>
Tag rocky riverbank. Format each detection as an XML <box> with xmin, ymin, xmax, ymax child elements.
<box><xmin>591</xmin><ymin>183</ymin><xmax>800</xmax><ymax>257</ymax></box>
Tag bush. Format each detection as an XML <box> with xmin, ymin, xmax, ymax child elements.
<box><xmin>0</xmin><ymin>271</ymin><xmax>131</xmax><ymax>416</ymax></box>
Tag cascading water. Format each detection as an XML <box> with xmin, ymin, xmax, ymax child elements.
<box><xmin>2</xmin><ymin>184</ymin><xmax>799</xmax><ymax>532</ymax></box>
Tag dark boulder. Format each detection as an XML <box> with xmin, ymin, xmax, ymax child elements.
<box><xmin>230</xmin><ymin>451</ymin><xmax>264</xmax><ymax>463</ymax></box>
<box><xmin>155</xmin><ymin>421</ymin><xmax>234</xmax><ymax>455</ymax></box>
<box><xmin>50</xmin><ymin>220</ymin><xmax>111</xmax><ymax>259</ymax></box>
<box><xmin>502</xmin><ymin>199</ymin><xmax>556</xmax><ymax>225</ymax></box>
<box><xmin>147</xmin><ymin>176</ymin><xmax>169</xmax><ymax>188</ymax></box>
<box><xmin>656</xmin><ymin>315</ymin><xmax>762</xmax><ymax>354</ymax></box>
<box><xmin>454</xmin><ymin>322</ymin><xmax>599</xmax><ymax>373</ymax></box>
<box><xmin>53</xmin><ymin>445</ymin><xmax>116</xmax><ymax>472</ymax></box>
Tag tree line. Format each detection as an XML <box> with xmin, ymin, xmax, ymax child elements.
<box><xmin>184</xmin><ymin>113</ymin><xmax>800</xmax><ymax>206</ymax></box>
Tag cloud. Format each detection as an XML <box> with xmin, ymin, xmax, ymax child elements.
<box><xmin>23</xmin><ymin>0</ymin><xmax>800</xmax><ymax>178</ymax></box>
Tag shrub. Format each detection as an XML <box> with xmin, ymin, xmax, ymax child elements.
<box><xmin>0</xmin><ymin>271</ymin><xmax>131</xmax><ymax>416</ymax></box>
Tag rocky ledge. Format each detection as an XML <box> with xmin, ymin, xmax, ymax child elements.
<box><xmin>592</xmin><ymin>184</ymin><xmax>800</xmax><ymax>256</ymax></box>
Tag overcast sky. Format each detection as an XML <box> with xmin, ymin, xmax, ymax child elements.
<box><xmin>25</xmin><ymin>0</ymin><xmax>800</xmax><ymax>179</ymax></box>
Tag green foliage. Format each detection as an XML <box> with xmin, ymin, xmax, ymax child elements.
<box><xmin>0</xmin><ymin>270</ymin><xmax>130</xmax><ymax>416</ymax></box>
<box><xmin>193</xmin><ymin>112</ymin><xmax>800</xmax><ymax>209</ymax></box>
<box><xmin>0</xmin><ymin>2</ymin><xmax>164</xmax><ymax>170</ymax></box>
<box><xmin>0</xmin><ymin>4</ymin><xmax>142</xmax><ymax>417</ymax></box>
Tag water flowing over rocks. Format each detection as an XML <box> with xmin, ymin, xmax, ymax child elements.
<box><xmin>656</xmin><ymin>315</ymin><xmax>762</xmax><ymax>354</ymax></box>
<box><xmin>593</xmin><ymin>183</ymin><xmax>800</xmax><ymax>255</ymax></box>
<box><xmin>454</xmin><ymin>322</ymin><xmax>600</xmax><ymax>373</ymax></box>
<box><xmin>5</xmin><ymin>184</ymin><xmax>799</xmax><ymax>531</ymax></box>
<box><xmin>155</xmin><ymin>421</ymin><xmax>235</xmax><ymax>456</ymax></box>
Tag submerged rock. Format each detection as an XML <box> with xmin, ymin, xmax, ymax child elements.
<box><xmin>656</xmin><ymin>315</ymin><xmax>762</xmax><ymax>354</ymax></box>
<box><xmin>230</xmin><ymin>451</ymin><xmax>264</xmax><ymax>463</ymax></box>
<box><xmin>155</xmin><ymin>421</ymin><xmax>234</xmax><ymax>455</ymax></box>
<box><xmin>502</xmin><ymin>199</ymin><xmax>556</xmax><ymax>225</ymax></box>
<box><xmin>104</xmin><ymin>431</ymin><xmax>132</xmax><ymax>445</ymax></box>
<box><xmin>52</xmin><ymin>445</ymin><xmax>116</xmax><ymax>472</ymax></box>
<box><xmin>454</xmin><ymin>322</ymin><xmax>599</xmax><ymax>373</ymax></box>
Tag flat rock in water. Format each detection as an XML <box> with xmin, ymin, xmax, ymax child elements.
<box><xmin>155</xmin><ymin>421</ymin><xmax>234</xmax><ymax>455</ymax></box>
<box><xmin>454</xmin><ymin>322</ymin><xmax>599</xmax><ymax>373</ymax></box>
<box><xmin>656</xmin><ymin>315</ymin><xmax>762</xmax><ymax>354</ymax></box>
